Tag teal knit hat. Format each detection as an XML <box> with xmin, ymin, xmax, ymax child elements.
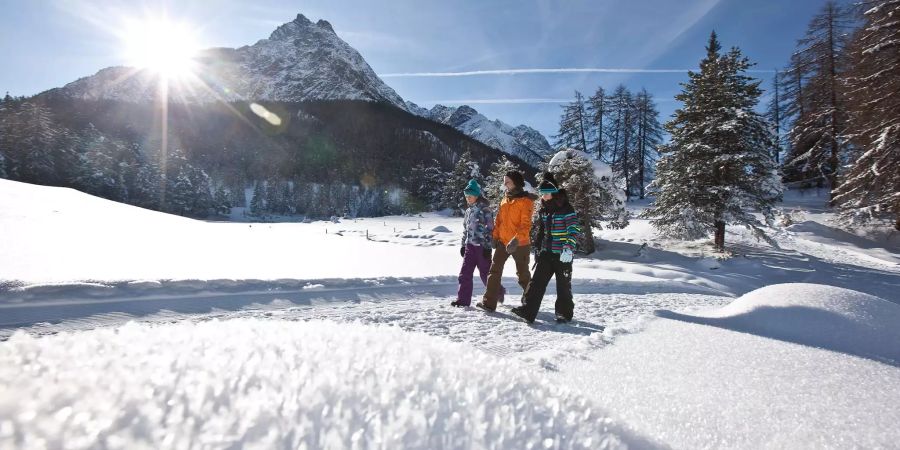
<box><xmin>463</xmin><ymin>179</ymin><xmax>481</xmax><ymax>197</ymax></box>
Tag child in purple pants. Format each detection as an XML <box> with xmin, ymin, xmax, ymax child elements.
<box><xmin>453</xmin><ymin>179</ymin><xmax>501</xmax><ymax>307</ymax></box>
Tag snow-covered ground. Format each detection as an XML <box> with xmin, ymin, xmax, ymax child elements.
<box><xmin>1</xmin><ymin>178</ymin><xmax>899</xmax><ymax>449</ymax></box>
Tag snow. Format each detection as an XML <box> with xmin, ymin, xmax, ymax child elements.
<box><xmin>0</xmin><ymin>320</ymin><xmax>653</xmax><ymax>449</ymax></box>
<box><xmin>407</xmin><ymin>102</ymin><xmax>551</xmax><ymax>166</ymax></box>
<box><xmin>2</xmin><ymin>179</ymin><xmax>900</xmax><ymax>448</ymax></box>
<box><xmin>559</xmin><ymin>283</ymin><xmax>900</xmax><ymax>449</ymax></box>
<box><xmin>51</xmin><ymin>14</ymin><xmax>407</xmax><ymax>109</ymax></box>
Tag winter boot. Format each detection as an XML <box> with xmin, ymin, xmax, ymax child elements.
<box><xmin>476</xmin><ymin>302</ymin><xmax>495</xmax><ymax>312</ymax></box>
<box><xmin>510</xmin><ymin>306</ymin><xmax>534</xmax><ymax>324</ymax></box>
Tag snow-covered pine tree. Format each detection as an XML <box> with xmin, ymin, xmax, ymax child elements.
<box><xmin>641</xmin><ymin>31</ymin><xmax>782</xmax><ymax>252</ymax></box>
<box><xmin>0</xmin><ymin>152</ymin><xmax>6</xmax><ymax>179</ymax></box>
<box><xmin>441</xmin><ymin>151</ymin><xmax>479</xmax><ymax>215</ymax></box>
<box><xmin>484</xmin><ymin>155</ymin><xmax>521</xmax><ymax>207</ymax></box>
<box><xmin>586</xmin><ymin>86</ymin><xmax>608</xmax><ymax>160</ymax></box>
<box><xmin>76</xmin><ymin>124</ymin><xmax>128</xmax><ymax>201</ymax></box>
<box><xmin>765</xmin><ymin>69</ymin><xmax>787</xmax><ymax>164</ymax></box>
<box><xmin>188</xmin><ymin>167</ymin><xmax>214</xmax><ymax>216</ymax></box>
<box><xmin>546</xmin><ymin>148</ymin><xmax>629</xmax><ymax>254</ymax></box>
<box><xmin>605</xmin><ymin>85</ymin><xmax>640</xmax><ymax>198</ymax></box>
<box><xmin>833</xmin><ymin>0</ymin><xmax>900</xmax><ymax>230</ymax></box>
<box><xmin>781</xmin><ymin>1</ymin><xmax>854</xmax><ymax>196</ymax></box>
<box><xmin>250</xmin><ymin>181</ymin><xmax>265</xmax><ymax>216</ymax></box>
<box><xmin>132</xmin><ymin>159</ymin><xmax>162</xmax><ymax>210</ymax></box>
<box><xmin>634</xmin><ymin>89</ymin><xmax>663</xmax><ymax>199</ymax></box>
<box><xmin>554</xmin><ymin>91</ymin><xmax>590</xmax><ymax>152</ymax></box>
<box><xmin>167</xmin><ymin>167</ymin><xmax>195</xmax><ymax>216</ymax></box>
<box><xmin>7</xmin><ymin>101</ymin><xmax>61</xmax><ymax>184</ymax></box>
<box><xmin>265</xmin><ymin>178</ymin><xmax>282</xmax><ymax>215</ymax></box>
<box><xmin>213</xmin><ymin>185</ymin><xmax>232</xmax><ymax>216</ymax></box>
<box><xmin>405</xmin><ymin>160</ymin><xmax>446</xmax><ymax>211</ymax></box>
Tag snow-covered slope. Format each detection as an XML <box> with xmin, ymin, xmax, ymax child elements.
<box><xmin>3</xmin><ymin>179</ymin><xmax>900</xmax><ymax>449</ymax></box>
<box><xmin>0</xmin><ymin>179</ymin><xmax>460</xmax><ymax>282</ymax></box>
<box><xmin>561</xmin><ymin>283</ymin><xmax>900</xmax><ymax>449</ymax></box>
<box><xmin>407</xmin><ymin>101</ymin><xmax>553</xmax><ymax>167</ymax></box>
<box><xmin>45</xmin><ymin>14</ymin><xmax>407</xmax><ymax>109</ymax></box>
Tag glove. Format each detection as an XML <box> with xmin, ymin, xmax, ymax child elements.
<box><xmin>506</xmin><ymin>238</ymin><xmax>519</xmax><ymax>254</ymax></box>
<box><xmin>482</xmin><ymin>247</ymin><xmax>492</xmax><ymax>259</ymax></box>
<box><xmin>460</xmin><ymin>246</ymin><xmax>466</xmax><ymax>258</ymax></box>
<box><xmin>560</xmin><ymin>248</ymin><xmax>574</xmax><ymax>263</ymax></box>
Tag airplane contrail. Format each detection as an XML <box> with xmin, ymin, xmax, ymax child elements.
<box><xmin>379</xmin><ymin>67</ymin><xmax>775</xmax><ymax>77</ymax></box>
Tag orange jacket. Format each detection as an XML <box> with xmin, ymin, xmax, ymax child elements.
<box><xmin>493</xmin><ymin>192</ymin><xmax>536</xmax><ymax>245</ymax></box>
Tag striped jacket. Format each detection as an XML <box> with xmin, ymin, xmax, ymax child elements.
<box><xmin>533</xmin><ymin>201</ymin><xmax>581</xmax><ymax>254</ymax></box>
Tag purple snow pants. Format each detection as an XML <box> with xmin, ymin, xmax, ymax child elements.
<box><xmin>457</xmin><ymin>244</ymin><xmax>492</xmax><ymax>306</ymax></box>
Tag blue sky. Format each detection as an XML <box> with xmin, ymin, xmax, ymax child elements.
<box><xmin>0</xmin><ymin>0</ymin><xmax>840</xmax><ymax>138</ymax></box>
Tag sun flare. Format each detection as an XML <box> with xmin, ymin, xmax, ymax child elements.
<box><xmin>122</xmin><ymin>18</ymin><xmax>201</xmax><ymax>78</ymax></box>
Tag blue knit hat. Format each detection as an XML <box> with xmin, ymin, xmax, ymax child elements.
<box><xmin>463</xmin><ymin>179</ymin><xmax>481</xmax><ymax>197</ymax></box>
<box><xmin>538</xmin><ymin>173</ymin><xmax>560</xmax><ymax>195</ymax></box>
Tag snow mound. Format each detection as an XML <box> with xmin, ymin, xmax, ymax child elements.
<box><xmin>657</xmin><ymin>283</ymin><xmax>900</xmax><ymax>365</ymax></box>
<box><xmin>0</xmin><ymin>319</ymin><xmax>650</xmax><ymax>449</ymax></box>
<box><xmin>430</xmin><ymin>225</ymin><xmax>451</xmax><ymax>233</ymax></box>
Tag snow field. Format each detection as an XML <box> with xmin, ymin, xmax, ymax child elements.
<box><xmin>0</xmin><ymin>319</ymin><xmax>658</xmax><ymax>450</ymax></box>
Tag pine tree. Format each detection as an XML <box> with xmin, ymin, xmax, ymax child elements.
<box><xmin>250</xmin><ymin>181</ymin><xmax>265</xmax><ymax>216</ymax></box>
<box><xmin>642</xmin><ymin>32</ymin><xmax>782</xmax><ymax>252</ymax></box>
<box><xmin>8</xmin><ymin>101</ymin><xmax>60</xmax><ymax>184</ymax></box>
<box><xmin>833</xmin><ymin>1</ymin><xmax>900</xmax><ymax>230</ymax></box>
<box><xmin>586</xmin><ymin>86</ymin><xmax>608</xmax><ymax>160</ymax></box>
<box><xmin>605</xmin><ymin>85</ymin><xmax>640</xmax><ymax>198</ymax></box>
<box><xmin>634</xmin><ymin>89</ymin><xmax>664</xmax><ymax>199</ymax></box>
<box><xmin>782</xmin><ymin>1</ymin><xmax>854</xmax><ymax>196</ymax></box>
<box><xmin>441</xmin><ymin>151</ymin><xmax>479</xmax><ymax>215</ymax></box>
<box><xmin>168</xmin><ymin>167</ymin><xmax>195</xmax><ymax>216</ymax></box>
<box><xmin>0</xmin><ymin>152</ymin><xmax>6</xmax><ymax>179</ymax></box>
<box><xmin>546</xmin><ymin>149</ymin><xmax>629</xmax><ymax>254</ymax></box>
<box><xmin>766</xmin><ymin>69</ymin><xmax>786</xmax><ymax>163</ymax></box>
<box><xmin>405</xmin><ymin>160</ymin><xmax>446</xmax><ymax>210</ymax></box>
<box><xmin>484</xmin><ymin>155</ymin><xmax>521</xmax><ymax>207</ymax></box>
<box><xmin>554</xmin><ymin>91</ymin><xmax>589</xmax><ymax>152</ymax></box>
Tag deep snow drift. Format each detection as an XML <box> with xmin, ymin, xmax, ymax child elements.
<box><xmin>0</xmin><ymin>319</ymin><xmax>656</xmax><ymax>450</ymax></box>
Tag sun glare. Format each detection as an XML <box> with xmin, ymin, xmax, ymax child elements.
<box><xmin>122</xmin><ymin>18</ymin><xmax>200</xmax><ymax>78</ymax></box>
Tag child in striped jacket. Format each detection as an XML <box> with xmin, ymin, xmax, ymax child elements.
<box><xmin>511</xmin><ymin>173</ymin><xmax>582</xmax><ymax>323</ymax></box>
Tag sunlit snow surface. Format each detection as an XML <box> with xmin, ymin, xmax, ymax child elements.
<box><xmin>0</xmin><ymin>319</ymin><xmax>656</xmax><ymax>450</ymax></box>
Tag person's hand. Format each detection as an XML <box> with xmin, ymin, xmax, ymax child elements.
<box><xmin>460</xmin><ymin>246</ymin><xmax>466</xmax><ymax>258</ymax></box>
<box><xmin>506</xmin><ymin>238</ymin><xmax>519</xmax><ymax>254</ymax></box>
<box><xmin>560</xmin><ymin>248</ymin><xmax>574</xmax><ymax>263</ymax></box>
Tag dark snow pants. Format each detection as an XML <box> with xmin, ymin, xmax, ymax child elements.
<box><xmin>482</xmin><ymin>240</ymin><xmax>528</xmax><ymax>308</ymax></box>
<box><xmin>521</xmin><ymin>250</ymin><xmax>574</xmax><ymax>322</ymax></box>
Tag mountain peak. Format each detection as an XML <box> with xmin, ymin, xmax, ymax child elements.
<box><xmin>316</xmin><ymin>19</ymin><xmax>335</xmax><ymax>33</ymax></box>
<box><xmin>405</xmin><ymin>102</ymin><xmax>551</xmax><ymax>167</ymax></box>
<box><xmin>269</xmin><ymin>14</ymin><xmax>319</xmax><ymax>41</ymax></box>
<box><xmin>49</xmin><ymin>12</ymin><xmax>408</xmax><ymax>110</ymax></box>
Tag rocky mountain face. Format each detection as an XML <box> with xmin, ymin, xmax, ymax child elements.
<box><xmin>406</xmin><ymin>102</ymin><xmax>553</xmax><ymax>167</ymax></box>
<box><xmin>46</xmin><ymin>14</ymin><xmax>407</xmax><ymax>110</ymax></box>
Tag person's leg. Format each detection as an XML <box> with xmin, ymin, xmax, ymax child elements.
<box><xmin>455</xmin><ymin>244</ymin><xmax>479</xmax><ymax>306</ymax></box>
<box><xmin>482</xmin><ymin>241</ymin><xmax>510</xmax><ymax>309</ymax></box>
<box><xmin>553</xmin><ymin>258</ymin><xmax>575</xmax><ymax>320</ymax></box>
<box><xmin>520</xmin><ymin>252</ymin><xmax>555</xmax><ymax>322</ymax></box>
<box><xmin>511</xmin><ymin>244</ymin><xmax>532</xmax><ymax>303</ymax></box>
<box><xmin>475</xmin><ymin>246</ymin><xmax>491</xmax><ymax>286</ymax></box>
